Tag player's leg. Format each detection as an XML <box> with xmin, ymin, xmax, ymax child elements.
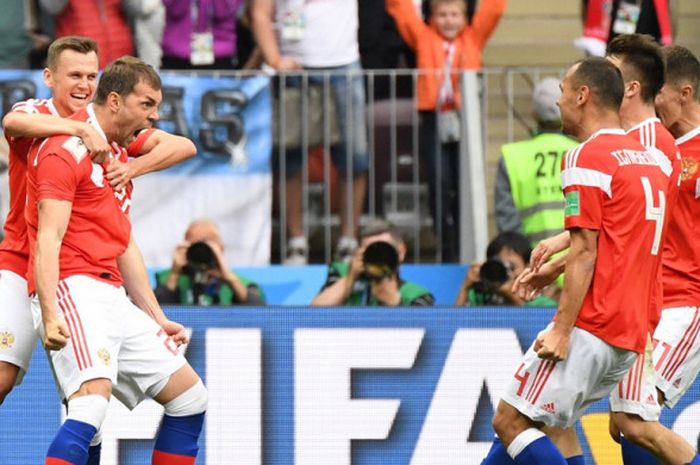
<box><xmin>481</xmin><ymin>427</ymin><xmax>584</xmax><ymax>465</ymax></box>
<box><xmin>0</xmin><ymin>269</ymin><xmax>39</xmax><ymax>404</ymax></box>
<box><xmin>113</xmin><ymin>295</ymin><xmax>206</xmax><ymax>465</ymax></box>
<box><xmin>46</xmin><ymin>380</ymin><xmax>111</xmax><ymax>465</ymax></box>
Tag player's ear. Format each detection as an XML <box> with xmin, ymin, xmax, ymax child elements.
<box><xmin>42</xmin><ymin>67</ymin><xmax>53</xmax><ymax>89</ymax></box>
<box><xmin>625</xmin><ymin>80</ymin><xmax>640</xmax><ymax>99</ymax></box>
<box><xmin>679</xmin><ymin>84</ymin><xmax>694</xmax><ymax>104</ymax></box>
<box><xmin>576</xmin><ymin>85</ymin><xmax>589</xmax><ymax>106</ymax></box>
<box><xmin>106</xmin><ymin>91</ymin><xmax>121</xmax><ymax>113</ymax></box>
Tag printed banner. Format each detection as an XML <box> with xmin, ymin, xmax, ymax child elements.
<box><xmin>2</xmin><ymin>307</ymin><xmax>700</xmax><ymax>464</ymax></box>
<box><xmin>0</xmin><ymin>71</ymin><xmax>273</xmax><ymax>266</ymax></box>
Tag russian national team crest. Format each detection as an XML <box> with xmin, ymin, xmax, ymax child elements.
<box><xmin>0</xmin><ymin>332</ymin><xmax>15</xmax><ymax>349</ymax></box>
<box><xmin>97</xmin><ymin>348</ymin><xmax>111</xmax><ymax>366</ymax></box>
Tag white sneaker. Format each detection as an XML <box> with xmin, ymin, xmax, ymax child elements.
<box><xmin>284</xmin><ymin>236</ymin><xmax>308</xmax><ymax>265</ymax></box>
<box><xmin>335</xmin><ymin>236</ymin><xmax>358</xmax><ymax>263</ymax></box>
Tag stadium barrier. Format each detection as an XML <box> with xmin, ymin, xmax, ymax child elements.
<box><xmin>2</xmin><ymin>307</ymin><xmax>700</xmax><ymax>464</ymax></box>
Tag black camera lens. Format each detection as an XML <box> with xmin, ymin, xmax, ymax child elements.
<box><xmin>362</xmin><ymin>241</ymin><xmax>399</xmax><ymax>280</ymax></box>
<box><xmin>186</xmin><ymin>241</ymin><xmax>218</xmax><ymax>271</ymax></box>
<box><xmin>479</xmin><ymin>258</ymin><xmax>511</xmax><ymax>289</ymax></box>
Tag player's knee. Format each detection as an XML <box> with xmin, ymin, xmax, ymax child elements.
<box><xmin>67</xmin><ymin>395</ymin><xmax>110</xmax><ymax>430</ymax></box>
<box><xmin>163</xmin><ymin>379</ymin><xmax>207</xmax><ymax>417</ymax></box>
<box><xmin>492</xmin><ymin>401</ymin><xmax>523</xmax><ymax>439</ymax></box>
<box><xmin>0</xmin><ymin>362</ymin><xmax>20</xmax><ymax>404</ymax></box>
<box><xmin>613</xmin><ymin>413</ymin><xmax>652</xmax><ymax>447</ymax></box>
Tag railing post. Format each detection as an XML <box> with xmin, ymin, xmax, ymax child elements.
<box><xmin>458</xmin><ymin>71</ymin><xmax>488</xmax><ymax>263</ymax></box>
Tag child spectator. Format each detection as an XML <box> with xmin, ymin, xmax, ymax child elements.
<box><xmin>386</xmin><ymin>0</ymin><xmax>506</xmax><ymax>262</ymax></box>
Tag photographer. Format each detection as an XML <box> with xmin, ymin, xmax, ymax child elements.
<box><xmin>312</xmin><ymin>219</ymin><xmax>434</xmax><ymax>306</ymax></box>
<box><xmin>455</xmin><ymin>231</ymin><xmax>557</xmax><ymax>307</ymax></box>
<box><xmin>154</xmin><ymin>219</ymin><xmax>265</xmax><ymax>305</ymax></box>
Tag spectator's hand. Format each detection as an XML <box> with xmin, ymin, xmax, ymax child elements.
<box><xmin>274</xmin><ymin>56</ymin><xmax>301</xmax><ymax>71</ymax></box>
<box><xmin>80</xmin><ymin>123</ymin><xmax>112</xmax><ymax>164</ymax></box>
<box><xmin>370</xmin><ymin>275</ymin><xmax>401</xmax><ymax>306</ymax></box>
<box><xmin>463</xmin><ymin>262</ymin><xmax>481</xmax><ymax>290</ymax></box>
<box><xmin>534</xmin><ymin>327</ymin><xmax>569</xmax><ymax>361</ymax></box>
<box><xmin>171</xmin><ymin>241</ymin><xmax>190</xmax><ymax>274</ymax></box>
<box><xmin>348</xmin><ymin>246</ymin><xmax>365</xmax><ymax>283</ymax></box>
<box><xmin>106</xmin><ymin>159</ymin><xmax>134</xmax><ymax>191</ymax></box>
<box><xmin>44</xmin><ymin>318</ymin><xmax>71</xmax><ymax>350</ymax></box>
<box><xmin>161</xmin><ymin>319</ymin><xmax>188</xmax><ymax>346</ymax></box>
<box><xmin>206</xmin><ymin>239</ymin><xmax>238</xmax><ymax>283</ymax></box>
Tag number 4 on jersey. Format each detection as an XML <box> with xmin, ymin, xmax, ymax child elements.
<box><xmin>641</xmin><ymin>176</ymin><xmax>665</xmax><ymax>256</ymax></box>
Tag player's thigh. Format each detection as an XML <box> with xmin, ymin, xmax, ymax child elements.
<box><xmin>35</xmin><ymin>276</ymin><xmax>122</xmax><ymax>400</ymax></box>
<box><xmin>653</xmin><ymin>306</ymin><xmax>700</xmax><ymax>407</ymax></box>
<box><xmin>0</xmin><ymin>270</ymin><xmax>38</xmax><ymax>385</ymax></box>
<box><xmin>502</xmin><ymin>326</ymin><xmax>636</xmax><ymax>428</ymax></box>
<box><xmin>112</xmin><ymin>296</ymin><xmax>186</xmax><ymax>409</ymax></box>
<box><xmin>609</xmin><ymin>336</ymin><xmax>661</xmax><ymax>421</ymax></box>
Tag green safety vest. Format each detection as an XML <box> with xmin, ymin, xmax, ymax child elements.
<box><xmin>501</xmin><ymin>133</ymin><xmax>578</xmax><ymax>245</ymax></box>
<box><xmin>156</xmin><ymin>270</ymin><xmax>264</xmax><ymax>305</ymax></box>
<box><xmin>329</xmin><ymin>262</ymin><xmax>433</xmax><ymax>306</ymax></box>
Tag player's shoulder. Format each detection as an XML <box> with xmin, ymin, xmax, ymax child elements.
<box><xmin>676</xmin><ymin>125</ymin><xmax>700</xmax><ymax>152</ymax></box>
<box><xmin>11</xmin><ymin>98</ymin><xmax>56</xmax><ymax>115</ymax></box>
<box><xmin>39</xmin><ymin>135</ymin><xmax>90</xmax><ymax>166</ymax></box>
<box><xmin>564</xmin><ymin>129</ymin><xmax>633</xmax><ymax>171</ymax></box>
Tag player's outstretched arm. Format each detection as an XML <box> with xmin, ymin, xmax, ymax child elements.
<box><xmin>535</xmin><ymin>227</ymin><xmax>597</xmax><ymax>362</ymax></box>
<box><xmin>106</xmin><ymin>130</ymin><xmax>196</xmax><ymax>190</ymax></box>
<box><xmin>35</xmin><ymin>198</ymin><xmax>73</xmax><ymax>351</ymax></box>
<box><xmin>2</xmin><ymin>112</ymin><xmax>111</xmax><ymax>161</ymax></box>
<box><xmin>117</xmin><ymin>236</ymin><xmax>188</xmax><ymax>345</ymax></box>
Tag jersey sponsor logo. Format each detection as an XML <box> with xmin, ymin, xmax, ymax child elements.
<box><xmin>0</xmin><ymin>331</ymin><xmax>15</xmax><ymax>350</ymax></box>
<box><xmin>61</xmin><ymin>137</ymin><xmax>89</xmax><ymax>163</ymax></box>
<box><xmin>97</xmin><ymin>348</ymin><xmax>111</xmax><ymax>366</ymax></box>
<box><xmin>541</xmin><ymin>401</ymin><xmax>556</xmax><ymax>414</ymax></box>
<box><xmin>565</xmin><ymin>191</ymin><xmax>580</xmax><ymax>217</ymax></box>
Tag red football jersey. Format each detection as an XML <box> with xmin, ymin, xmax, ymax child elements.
<box><xmin>561</xmin><ymin>129</ymin><xmax>671</xmax><ymax>353</ymax></box>
<box><xmin>0</xmin><ymin>99</ymin><xmax>58</xmax><ymax>277</ymax></box>
<box><xmin>661</xmin><ymin>126</ymin><xmax>700</xmax><ymax>307</ymax></box>
<box><xmin>627</xmin><ymin>118</ymin><xmax>682</xmax><ymax>329</ymax></box>
<box><xmin>24</xmin><ymin>105</ymin><xmax>150</xmax><ymax>292</ymax></box>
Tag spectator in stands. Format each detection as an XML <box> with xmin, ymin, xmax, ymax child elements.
<box><xmin>494</xmin><ymin>78</ymin><xmax>578</xmax><ymax>245</ymax></box>
<box><xmin>312</xmin><ymin>219</ymin><xmax>434</xmax><ymax>306</ymax></box>
<box><xmin>160</xmin><ymin>0</ymin><xmax>243</xmax><ymax>70</ymax></box>
<box><xmin>576</xmin><ymin>0</ymin><xmax>672</xmax><ymax>57</ymax></box>
<box><xmin>154</xmin><ymin>219</ymin><xmax>265</xmax><ymax>306</ymax></box>
<box><xmin>40</xmin><ymin>0</ymin><xmax>134</xmax><ymax>69</ymax></box>
<box><xmin>0</xmin><ymin>0</ymin><xmax>33</xmax><ymax>69</ymax></box>
<box><xmin>124</xmin><ymin>0</ymin><xmax>165</xmax><ymax>69</ymax></box>
<box><xmin>252</xmin><ymin>0</ymin><xmax>369</xmax><ymax>265</ymax></box>
<box><xmin>386</xmin><ymin>0</ymin><xmax>506</xmax><ymax>263</ymax></box>
<box><xmin>455</xmin><ymin>231</ymin><xmax>557</xmax><ymax>307</ymax></box>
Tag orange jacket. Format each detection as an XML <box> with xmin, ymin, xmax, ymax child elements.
<box><xmin>386</xmin><ymin>0</ymin><xmax>506</xmax><ymax>110</ymax></box>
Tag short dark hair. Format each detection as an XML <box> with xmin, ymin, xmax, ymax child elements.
<box><xmin>571</xmin><ymin>57</ymin><xmax>625</xmax><ymax>111</ymax></box>
<box><xmin>664</xmin><ymin>45</ymin><xmax>700</xmax><ymax>102</ymax></box>
<box><xmin>486</xmin><ymin>232</ymin><xmax>532</xmax><ymax>263</ymax></box>
<box><xmin>46</xmin><ymin>36</ymin><xmax>98</xmax><ymax>71</ymax></box>
<box><xmin>607</xmin><ymin>34</ymin><xmax>665</xmax><ymax>104</ymax></box>
<box><xmin>360</xmin><ymin>219</ymin><xmax>403</xmax><ymax>244</ymax></box>
<box><xmin>93</xmin><ymin>56</ymin><xmax>161</xmax><ymax>105</ymax></box>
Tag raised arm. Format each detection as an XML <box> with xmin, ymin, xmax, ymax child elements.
<box><xmin>469</xmin><ymin>0</ymin><xmax>507</xmax><ymax>49</ymax></box>
<box><xmin>35</xmin><ymin>198</ymin><xmax>72</xmax><ymax>350</ymax></box>
<box><xmin>3</xmin><ymin>113</ymin><xmax>111</xmax><ymax>160</ymax></box>
<box><xmin>106</xmin><ymin>129</ymin><xmax>196</xmax><ymax>190</ymax></box>
<box><xmin>385</xmin><ymin>0</ymin><xmax>428</xmax><ymax>50</ymax></box>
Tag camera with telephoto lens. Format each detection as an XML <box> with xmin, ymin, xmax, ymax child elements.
<box><xmin>470</xmin><ymin>257</ymin><xmax>513</xmax><ymax>305</ymax></box>
<box><xmin>182</xmin><ymin>241</ymin><xmax>222</xmax><ymax>304</ymax></box>
<box><xmin>361</xmin><ymin>241</ymin><xmax>399</xmax><ymax>282</ymax></box>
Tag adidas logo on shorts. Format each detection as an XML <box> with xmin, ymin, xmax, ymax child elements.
<box><xmin>541</xmin><ymin>402</ymin><xmax>556</xmax><ymax>414</ymax></box>
<box><xmin>646</xmin><ymin>394</ymin><xmax>657</xmax><ymax>405</ymax></box>
<box><xmin>674</xmin><ymin>378</ymin><xmax>682</xmax><ymax>388</ymax></box>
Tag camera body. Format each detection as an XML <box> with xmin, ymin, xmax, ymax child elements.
<box><xmin>182</xmin><ymin>241</ymin><xmax>220</xmax><ymax>304</ymax></box>
<box><xmin>470</xmin><ymin>257</ymin><xmax>513</xmax><ymax>305</ymax></box>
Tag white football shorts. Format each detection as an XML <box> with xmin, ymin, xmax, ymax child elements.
<box><xmin>501</xmin><ymin>325</ymin><xmax>637</xmax><ymax>428</ymax></box>
<box><xmin>31</xmin><ymin>275</ymin><xmax>186</xmax><ymax>409</ymax></box>
<box><xmin>0</xmin><ymin>269</ymin><xmax>38</xmax><ymax>384</ymax></box>
<box><xmin>609</xmin><ymin>335</ymin><xmax>661</xmax><ymax>420</ymax></box>
<box><xmin>653</xmin><ymin>306</ymin><xmax>700</xmax><ymax>408</ymax></box>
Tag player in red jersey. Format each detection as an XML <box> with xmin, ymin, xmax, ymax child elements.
<box><xmin>26</xmin><ymin>57</ymin><xmax>206</xmax><ymax>465</ymax></box>
<box><xmin>482</xmin><ymin>57</ymin><xmax>671</xmax><ymax>465</ymax></box>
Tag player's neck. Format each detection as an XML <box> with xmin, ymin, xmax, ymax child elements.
<box><xmin>90</xmin><ymin>104</ymin><xmax>118</xmax><ymax>145</ymax></box>
<box><xmin>579</xmin><ymin>110</ymin><xmax>622</xmax><ymax>141</ymax></box>
<box><xmin>619</xmin><ymin>101</ymin><xmax>656</xmax><ymax>131</ymax></box>
<box><xmin>671</xmin><ymin>104</ymin><xmax>700</xmax><ymax>139</ymax></box>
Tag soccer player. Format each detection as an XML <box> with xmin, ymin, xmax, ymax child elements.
<box><xmin>0</xmin><ymin>37</ymin><xmax>196</xmax><ymax>464</ymax></box>
<box><xmin>26</xmin><ymin>56</ymin><xmax>206</xmax><ymax>465</ymax></box>
<box><xmin>482</xmin><ymin>57</ymin><xmax>670</xmax><ymax>465</ymax></box>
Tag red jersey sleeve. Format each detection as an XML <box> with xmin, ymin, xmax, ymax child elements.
<box><xmin>561</xmin><ymin>144</ymin><xmax>615</xmax><ymax>230</ymax></box>
<box><xmin>36</xmin><ymin>152</ymin><xmax>81</xmax><ymax>203</ymax></box>
<box><xmin>126</xmin><ymin>128</ymin><xmax>156</xmax><ymax>157</ymax></box>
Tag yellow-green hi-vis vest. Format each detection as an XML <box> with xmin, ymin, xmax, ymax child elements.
<box><xmin>501</xmin><ymin>133</ymin><xmax>579</xmax><ymax>246</ymax></box>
